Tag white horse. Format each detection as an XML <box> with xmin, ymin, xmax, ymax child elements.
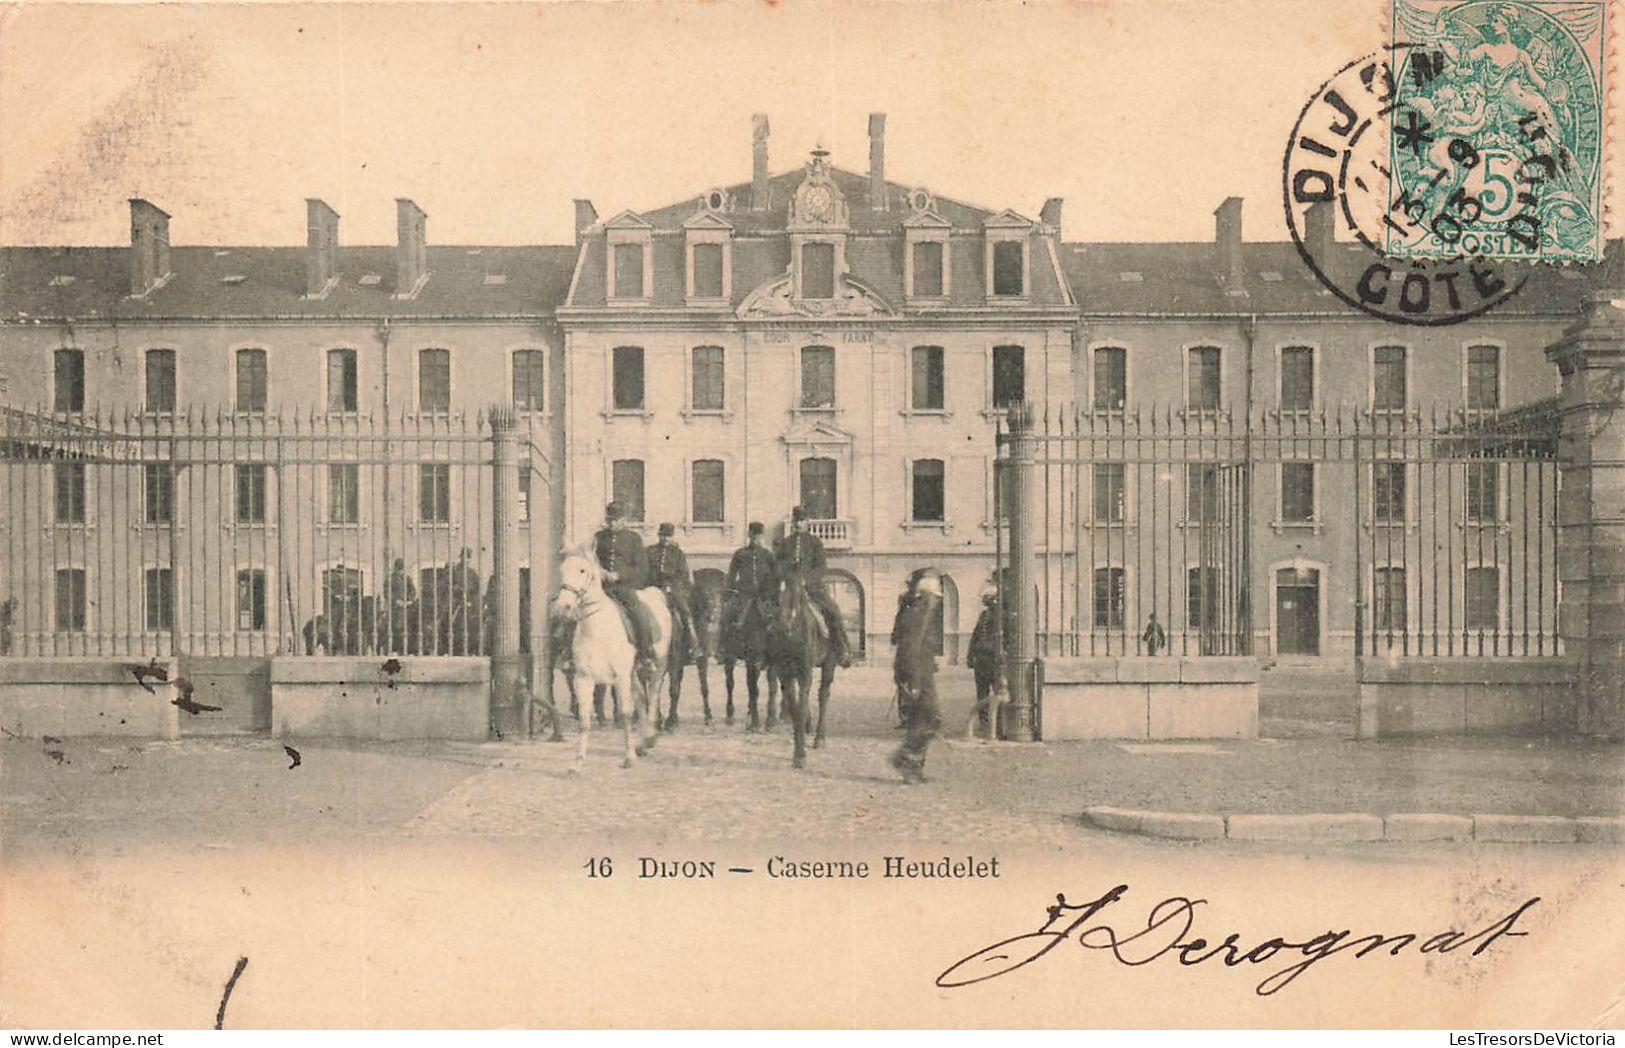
<box><xmin>552</xmin><ymin>547</ymin><xmax>672</xmax><ymax>768</ymax></box>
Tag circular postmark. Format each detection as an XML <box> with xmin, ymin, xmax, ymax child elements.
<box><xmin>1283</xmin><ymin>47</ymin><xmax>1534</xmax><ymax>325</ymax></box>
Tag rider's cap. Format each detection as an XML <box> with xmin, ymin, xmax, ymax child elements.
<box><xmin>604</xmin><ymin>500</ymin><xmax>625</xmax><ymax>520</ymax></box>
<box><xmin>790</xmin><ymin>505</ymin><xmax>809</xmax><ymax>522</ymax></box>
<box><xmin>748</xmin><ymin>521</ymin><xmax>765</xmax><ymax>536</ymax></box>
<box><xmin>658</xmin><ymin>522</ymin><xmax>675</xmax><ymax>537</ymax></box>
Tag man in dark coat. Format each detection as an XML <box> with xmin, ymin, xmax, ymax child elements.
<box><xmin>649</xmin><ymin>522</ymin><xmax>701</xmax><ymax>656</ymax></box>
<box><xmin>966</xmin><ymin>586</ymin><xmax>1002</xmax><ymax>737</ymax></box>
<box><xmin>593</xmin><ymin>501</ymin><xmax>655</xmax><ymax>662</ymax></box>
<box><xmin>724</xmin><ymin>521</ymin><xmax>775</xmax><ymax>656</ymax></box>
<box><xmin>775</xmin><ymin>505</ymin><xmax>852</xmax><ymax>667</ymax></box>
<box><xmin>890</xmin><ymin>571</ymin><xmax>943</xmax><ymax>783</ymax></box>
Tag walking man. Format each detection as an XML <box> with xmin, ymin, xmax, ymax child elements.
<box><xmin>890</xmin><ymin>571</ymin><xmax>943</xmax><ymax>784</ymax></box>
<box><xmin>593</xmin><ymin>501</ymin><xmax>657</xmax><ymax>664</ymax></box>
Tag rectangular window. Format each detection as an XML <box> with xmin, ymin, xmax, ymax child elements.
<box><xmin>800</xmin><ymin>346</ymin><xmax>835</xmax><ymax>409</ymax></box>
<box><xmin>143</xmin><ymin>464</ymin><xmax>174</xmax><ymax>524</ymax></box>
<box><xmin>518</xmin><ymin>465</ymin><xmax>532</xmax><ymax>524</ymax></box>
<box><xmin>513</xmin><ymin>350</ymin><xmax>545</xmax><ymax>412</ymax></box>
<box><xmin>912</xmin><ymin>241</ymin><xmax>944</xmax><ymax>297</ymax></box>
<box><xmin>144</xmin><ymin>567</ymin><xmax>174</xmax><ymax>631</ymax></box>
<box><xmin>799</xmin><ymin>457</ymin><xmax>837</xmax><ymax>519</ymax></box>
<box><xmin>237</xmin><ymin>569</ymin><xmax>267</xmax><ymax>631</ymax></box>
<box><xmin>1281</xmin><ymin>462</ymin><xmax>1315</xmax><ymax>522</ymax></box>
<box><xmin>911</xmin><ymin>346</ymin><xmax>944</xmax><ymax>411</ymax></box>
<box><xmin>1373</xmin><ymin>567</ymin><xmax>1407</xmax><ymax>633</ymax></box>
<box><xmin>1093</xmin><ymin>347</ymin><xmax>1126</xmax><ymax>412</ymax></box>
<box><xmin>1373</xmin><ymin>462</ymin><xmax>1407</xmax><ymax>523</ymax></box>
<box><xmin>1466</xmin><ymin>462</ymin><xmax>1500</xmax><ymax>522</ymax></box>
<box><xmin>691</xmin><ymin>242</ymin><xmax>725</xmax><ymax>298</ymax></box>
<box><xmin>145</xmin><ymin>349</ymin><xmax>176</xmax><ymax>413</ymax></box>
<box><xmin>613</xmin><ymin>242</ymin><xmax>645</xmax><ymax>299</ymax></box>
<box><xmin>992</xmin><ymin>345</ymin><xmax>1025</xmax><ymax>408</ymax></box>
<box><xmin>802</xmin><ymin>243</ymin><xmax>835</xmax><ymax>299</ymax></box>
<box><xmin>1187</xmin><ymin>567</ymin><xmax>1217</xmax><ymax>630</ymax></box>
<box><xmin>692</xmin><ymin>346</ymin><xmax>725</xmax><ymax>412</ymax></box>
<box><xmin>992</xmin><ymin>240</ymin><xmax>1024</xmax><ymax>296</ymax></box>
<box><xmin>1093</xmin><ymin>462</ymin><xmax>1125</xmax><ymax>523</ymax></box>
<box><xmin>1465</xmin><ymin>566</ymin><xmax>1499</xmax><ymax>632</ymax></box>
<box><xmin>1467</xmin><ymin>345</ymin><xmax>1500</xmax><ymax>411</ymax></box>
<box><xmin>54</xmin><ymin>349</ymin><xmax>85</xmax><ymax>413</ymax></box>
<box><xmin>419</xmin><ymin>464</ymin><xmax>451</xmax><ymax>523</ymax></box>
<box><xmin>692</xmin><ymin>459</ymin><xmax>725</xmax><ymax>523</ymax></box>
<box><xmin>236</xmin><ymin>348</ymin><xmax>268</xmax><ymax>413</ymax></box>
<box><xmin>1373</xmin><ymin>345</ymin><xmax>1407</xmax><ymax>410</ymax></box>
<box><xmin>1187</xmin><ymin>346</ymin><xmax>1221</xmax><ymax>411</ymax></box>
<box><xmin>419</xmin><ymin>348</ymin><xmax>450</xmax><ymax>412</ymax></box>
<box><xmin>1280</xmin><ymin>346</ymin><xmax>1314</xmax><ymax>411</ymax></box>
<box><xmin>55</xmin><ymin>569</ymin><xmax>86</xmax><ymax>632</ymax></box>
<box><xmin>612</xmin><ymin>459</ymin><xmax>645</xmax><ymax>522</ymax></box>
<box><xmin>54</xmin><ymin>462</ymin><xmax>86</xmax><ymax>524</ymax></box>
<box><xmin>1093</xmin><ymin>567</ymin><xmax>1125</xmax><ymax>629</ymax></box>
<box><xmin>912</xmin><ymin>459</ymin><xmax>946</xmax><ymax>522</ymax></box>
<box><xmin>233</xmin><ymin>464</ymin><xmax>266</xmax><ymax>523</ymax></box>
<box><xmin>328</xmin><ymin>464</ymin><xmax>359</xmax><ymax>524</ymax></box>
<box><xmin>1186</xmin><ymin>464</ymin><xmax>1218</xmax><ymax>523</ymax></box>
<box><xmin>612</xmin><ymin>346</ymin><xmax>645</xmax><ymax>411</ymax></box>
<box><xmin>327</xmin><ymin>349</ymin><xmax>358</xmax><ymax>412</ymax></box>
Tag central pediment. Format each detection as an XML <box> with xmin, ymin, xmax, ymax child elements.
<box><xmin>780</xmin><ymin>416</ymin><xmax>856</xmax><ymax>447</ymax></box>
<box><xmin>737</xmin><ymin>271</ymin><xmax>896</xmax><ymax>319</ymax></box>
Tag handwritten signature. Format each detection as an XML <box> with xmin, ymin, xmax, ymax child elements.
<box><xmin>938</xmin><ymin>884</ymin><xmax>1539</xmax><ymax>996</ymax></box>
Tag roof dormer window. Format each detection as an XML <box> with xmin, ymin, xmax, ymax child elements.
<box><xmin>983</xmin><ymin>211</ymin><xmax>1034</xmax><ymax>300</ymax></box>
<box><xmin>605</xmin><ymin>213</ymin><xmax>654</xmax><ymax>304</ymax></box>
<box><xmin>801</xmin><ymin>242</ymin><xmax>836</xmax><ymax>299</ymax></box>
<box><xmin>683</xmin><ymin>207</ymin><xmax>733</xmax><ymax>304</ymax></box>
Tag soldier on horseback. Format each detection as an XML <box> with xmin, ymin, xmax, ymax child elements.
<box><xmin>649</xmin><ymin>522</ymin><xmax>702</xmax><ymax>659</ymax></box>
<box><xmin>725</xmin><ymin>521</ymin><xmax>775</xmax><ymax>651</ymax></box>
<box><xmin>593</xmin><ymin>501</ymin><xmax>658</xmax><ymax>664</ymax></box>
<box><xmin>776</xmin><ymin>505</ymin><xmax>853</xmax><ymax>668</ymax></box>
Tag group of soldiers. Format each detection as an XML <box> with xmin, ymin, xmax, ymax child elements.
<box><xmin>591</xmin><ymin>501</ymin><xmax>853</xmax><ymax>668</ymax></box>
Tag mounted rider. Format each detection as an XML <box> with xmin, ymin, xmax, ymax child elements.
<box><xmin>649</xmin><ymin>522</ymin><xmax>702</xmax><ymax>658</ymax></box>
<box><xmin>724</xmin><ymin>521</ymin><xmax>775</xmax><ymax>655</ymax></box>
<box><xmin>775</xmin><ymin>505</ymin><xmax>853</xmax><ymax>667</ymax></box>
<box><xmin>593</xmin><ymin>501</ymin><xmax>658</xmax><ymax>664</ymax></box>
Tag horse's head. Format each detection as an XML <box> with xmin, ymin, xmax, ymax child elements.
<box><xmin>553</xmin><ymin>547</ymin><xmax>602</xmax><ymax>617</ymax></box>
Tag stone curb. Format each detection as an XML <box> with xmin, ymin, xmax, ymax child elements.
<box><xmin>1082</xmin><ymin>807</ymin><xmax>1625</xmax><ymax>844</ymax></box>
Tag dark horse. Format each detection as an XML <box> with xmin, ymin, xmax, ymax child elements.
<box><xmin>766</xmin><ymin>568</ymin><xmax>839</xmax><ymax>768</ymax></box>
<box><xmin>663</xmin><ymin>570</ymin><xmax>726</xmax><ymax>727</ymax></box>
<box><xmin>723</xmin><ymin>585</ymin><xmax>781</xmax><ymax>732</ymax></box>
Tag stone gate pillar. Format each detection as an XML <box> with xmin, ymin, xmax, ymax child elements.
<box><xmin>488</xmin><ymin>405</ymin><xmax>529</xmax><ymax>738</ymax></box>
<box><xmin>1000</xmin><ymin>402</ymin><xmax>1041</xmax><ymax>741</ymax></box>
<box><xmin>1547</xmin><ymin>293</ymin><xmax>1625</xmax><ymax>739</ymax></box>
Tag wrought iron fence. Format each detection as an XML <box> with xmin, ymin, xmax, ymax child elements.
<box><xmin>0</xmin><ymin>405</ymin><xmax>552</xmax><ymax>661</ymax></box>
<box><xmin>994</xmin><ymin>401</ymin><xmax>1562</xmax><ymax>660</ymax></box>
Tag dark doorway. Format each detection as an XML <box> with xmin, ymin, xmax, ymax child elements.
<box><xmin>1275</xmin><ymin>567</ymin><xmax>1320</xmax><ymax>655</ymax></box>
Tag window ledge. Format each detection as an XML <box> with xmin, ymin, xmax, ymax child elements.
<box><xmin>47</xmin><ymin>522</ymin><xmax>98</xmax><ymax>531</ymax></box>
<box><xmin>683</xmin><ymin>521</ymin><xmax>732</xmax><ymax>532</ymax></box>
<box><xmin>1364</xmin><ymin>521</ymin><xmax>1419</xmax><ymax>532</ymax></box>
<box><xmin>1081</xmin><ymin>519</ymin><xmax>1136</xmax><ymax>530</ymax></box>
<box><xmin>684</xmin><ymin>296</ymin><xmax>731</xmax><ymax>309</ymax></box>
<box><xmin>1176</xmin><ymin>409</ymin><xmax>1230</xmax><ymax>421</ymax></box>
<box><xmin>899</xmin><ymin>409</ymin><xmax>952</xmax><ymax>419</ymax></box>
<box><xmin>1457</xmin><ymin>519</ymin><xmax>1512</xmax><ymax>531</ymax></box>
<box><xmin>900</xmin><ymin>520</ymin><xmax>955</xmax><ymax>534</ymax></box>
<box><xmin>792</xmin><ymin>407</ymin><xmax>840</xmax><ymax>418</ymax></box>
<box><xmin>601</xmin><ymin>409</ymin><xmax>655</xmax><ymax>422</ymax></box>
<box><xmin>1269</xmin><ymin>519</ymin><xmax>1324</xmax><ymax>535</ymax></box>
<box><xmin>316</xmin><ymin>522</ymin><xmax>368</xmax><ymax>531</ymax></box>
<box><xmin>224</xmin><ymin>522</ymin><xmax>276</xmax><ymax>531</ymax></box>
<box><xmin>980</xmin><ymin>407</ymin><xmax>1017</xmax><ymax>421</ymax></box>
<box><xmin>988</xmin><ymin>294</ymin><xmax>1030</xmax><ymax>303</ymax></box>
<box><xmin>515</xmin><ymin>408</ymin><xmax>551</xmax><ymax>420</ymax></box>
<box><xmin>681</xmin><ymin>409</ymin><xmax>733</xmax><ymax>422</ymax></box>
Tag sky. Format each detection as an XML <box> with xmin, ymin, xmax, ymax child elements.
<box><xmin>0</xmin><ymin>0</ymin><xmax>1615</xmax><ymax>248</ymax></box>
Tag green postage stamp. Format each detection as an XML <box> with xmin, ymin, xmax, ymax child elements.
<box><xmin>1387</xmin><ymin>0</ymin><xmax>1607</xmax><ymax>263</ymax></box>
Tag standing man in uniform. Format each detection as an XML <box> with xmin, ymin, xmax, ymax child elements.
<box><xmin>775</xmin><ymin>505</ymin><xmax>853</xmax><ymax>667</ymax></box>
<box><xmin>890</xmin><ymin>571</ymin><xmax>943</xmax><ymax>783</ymax></box>
<box><xmin>649</xmin><ymin>522</ymin><xmax>701</xmax><ymax>658</ymax></box>
<box><xmin>593</xmin><ymin>501</ymin><xmax>656</xmax><ymax>664</ymax></box>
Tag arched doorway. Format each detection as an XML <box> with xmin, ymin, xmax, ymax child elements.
<box><xmin>822</xmin><ymin>568</ymin><xmax>866</xmax><ymax>661</ymax></box>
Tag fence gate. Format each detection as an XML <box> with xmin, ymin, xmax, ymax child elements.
<box><xmin>1</xmin><ymin>405</ymin><xmax>555</xmax><ymax>735</ymax></box>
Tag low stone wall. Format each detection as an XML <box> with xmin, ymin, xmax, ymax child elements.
<box><xmin>271</xmin><ymin>657</ymin><xmax>490</xmax><ymax>740</ymax></box>
<box><xmin>1355</xmin><ymin>657</ymin><xmax>1580</xmax><ymax>738</ymax></box>
<box><xmin>1039</xmin><ymin>657</ymin><xmax>1260</xmax><ymax>740</ymax></box>
<box><xmin>0</xmin><ymin>658</ymin><xmax>181</xmax><ymax>738</ymax></box>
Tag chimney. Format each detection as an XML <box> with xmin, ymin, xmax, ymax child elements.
<box><xmin>868</xmin><ymin>112</ymin><xmax>887</xmax><ymax>211</ymax></box>
<box><xmin>1040</xmin><ymin>197</ymin><xmax>1064</xmax><ymax>236</ymax></box>
<box><xmin>128</xmin><ymin>198</ymin><xmax>171</xmax><ymax>296</ymax></box>
<box><xmin>394</xmin><ymin>198</ymin><xmax>428</xmax><ymax>297</ymax></box>
<box><xmin>305</xmin><ymin>199</ymin><xmax>340</xmax><ymax>297</ymax></box>
<box><xmin>751</xmin><ymin>113</ymin><xmax>770</xmax><ymax>210</ymax></box>
<box><xmin>1214</xmin><ymin>196</ymin><xmax>1245</xmax><ymax>295</ymax></box>
<box><xmin>574</xmin><ymin>199</ymin><xmax>598</xmax><ymax>247</ymax></box>
<box><xmin>1304</xmin><ymin>200</ymin><xmax>1334</xmax><ymax>258</ymax></box>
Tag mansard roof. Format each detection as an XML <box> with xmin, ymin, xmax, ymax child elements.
<box><xmin>0</xmin><ymin>244</ymin><xmax>578</xmax><ymax>322</ymax></box>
